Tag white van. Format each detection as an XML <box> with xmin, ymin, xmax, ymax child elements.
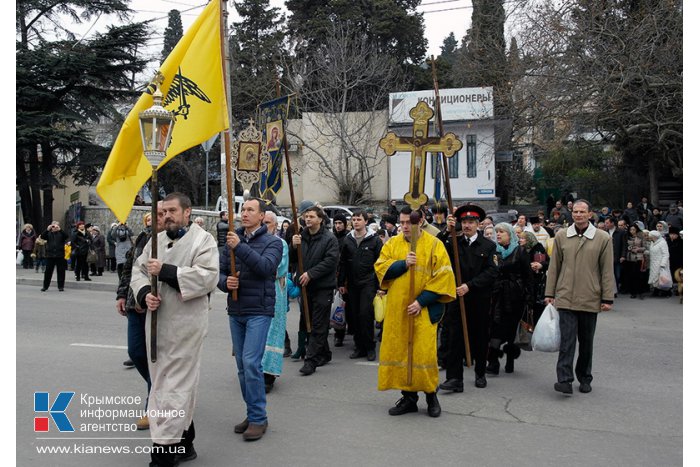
<box><xmin>215</xmin><ymin>195</ymin><xmax>245</xmax><ymax>216</ymax></box>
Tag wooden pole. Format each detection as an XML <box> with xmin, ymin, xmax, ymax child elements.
<box><xmin>407</xmin><ymin>211</ymin><xmax>421</xmax><ymax>386</ymax></box>
<box><xmin>280</xmin><ymin>102</ymin><xmax>312</xmax><ymax>333</ymax></box>
<box><xmin>430</xmin><ymin>56</ymin><xmax>472</xmax><ymax>367</ymax></box>
<box><xmin>220</xmin><ymin>0</ymin><xmax>237</xmax><ymax>300</ymax></box>
<box><xmin>149</xmin><ymin>168</ymin><xmax>159</xmax><ymax>362</ymax></box>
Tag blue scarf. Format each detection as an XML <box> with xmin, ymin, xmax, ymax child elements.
<box><xmin>495</xmin><ymin>222</ymin><xmax>519</xmax><ymax>259</ymax></box>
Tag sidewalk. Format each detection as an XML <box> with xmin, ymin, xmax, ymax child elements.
<box><xmin>16</xmin><ymin>265</ymin><xmax>118</xmax><ymax>292</ymax></box>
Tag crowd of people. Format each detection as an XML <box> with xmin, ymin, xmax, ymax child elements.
<box><xmin>19</xmin><ymin>193</ymin><xmax>682</xmax><ymax>466</ymax></box>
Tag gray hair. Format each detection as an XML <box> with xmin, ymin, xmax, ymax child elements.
<box><xmin>265</xmin><ymin>211</ymin><xmax>278</xmax><ymax>224</ymax></box>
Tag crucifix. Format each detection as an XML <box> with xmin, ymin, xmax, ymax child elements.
<box><xmin>379</xmin><ymin>101</ymin><xmax>462</xmax><ymax>210</ymax></box>
<box><xmin>378</xmin><ymin>101</ymin><xmax>463</xmax><ymax>385</ymax></box>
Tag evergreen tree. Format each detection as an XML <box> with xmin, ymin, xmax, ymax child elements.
<box><xmin>440</xmin><ymin>32</ymin><xmax>458</xmax><ymax>66</ymax></box>
<box><xmin>286</xmin><ymin>0</ymin><xmax>427</xmax><ymax>66</ymax></box>
<box><xmin>161</xmin><ymin>9</ymin><xmax>183</xmax><ymax>62</ymax></box>
<box><xmin>16</xmin><ymin>0</ymin><xmax>148</xmax><ymax>227</ymax></box>
<box><xmin>229</xmin><ymin>0</ymin><xmax>286</xmax><ymax>123</ymax></box>
<box><xmin>452</xmin><ymin>0</ymin><xmax>509</xmax><ymax>117</ymax></box>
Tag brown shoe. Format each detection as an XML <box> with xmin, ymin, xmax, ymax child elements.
<box><xmin>242</xmin><ymin>422</ymin><xmax>268</xmax><ymax>441</ymax></box>
<box><xmin>234</xmin><ymin>418</ymin><xmax>249</xmax><ymax>434</ymax></box>
<box><xmin>136</xmin><ymin>415</ymin><xmax>149</xmax><ymax>430</ymax></box>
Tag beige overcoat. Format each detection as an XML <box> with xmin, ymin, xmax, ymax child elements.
<box><xmin>131</xmin><ymin>223</ymin><xmax>219</xmax><ymax>444</ymax></box>
<box><xmin>545</xmin><ymin>223</ymin><xmax>614</xmax><ymax>313</ymax></box>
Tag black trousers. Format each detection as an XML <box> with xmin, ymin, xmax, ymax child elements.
<box><xmin>445</xmin><ymin>300</ymin><xmax>491</xmax><ymax>379</ymax></box>
<box><xmin>556</xmin><ymin>308</ymin><xmax>598</xmax><ymax>384</ymax></box>
<box><xmin>625</xmin><ymin>261</ymin><xmax>646</xmax><ymax>295</ymax></box>
<box><xmin>43</xmin><ymin>258</ymin><xmax>66</xmax><ymax>290</ymax></box>
<box><xmin>74</xmin><ymin>253</ymin><xmax>88</xmax><ymax>279</ymax></box>
<box><xmin>347</xmin><ymin>283</ymin><xmax>377</xmax><ymax>353</ymax></box>
<box><xmin>301</xmin><ymin>288</ymin><xmax>334</xmax><ymax>366</ymax></box>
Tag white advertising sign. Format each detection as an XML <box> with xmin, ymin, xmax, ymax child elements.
<box><xmin>389</xmin><ymin>87</ymin><xmax>493</xmax><ymax>124</ymax></box>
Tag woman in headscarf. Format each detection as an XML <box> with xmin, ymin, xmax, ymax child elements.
<box><xmin>655</xmin><ymin>221</ymin><xmax>669</xmax><ymax>239</ymax></box>
<box><xmin>648</xmin><ymin>230</ymin><xmax>671</xmax><ymax>297</ymax></box>
<box><xmin>625</xmin><ymin>224</ymin><xmax>648</xmax><ymax>299</ymax></box>
<box><xmin>486</xmin><ymin>223</ymin><xmax>532</xmax><ymax>375</ymax></box>
<box><xmin>520</xmin><ymin>231</ymin><xmax>549</xmax><ymax>324</ymax></box>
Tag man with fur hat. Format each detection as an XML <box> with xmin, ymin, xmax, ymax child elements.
<box><xmin>439</xmin><ymin>203</ymin><xmax>499</xmax><ymax>390</ymax></box>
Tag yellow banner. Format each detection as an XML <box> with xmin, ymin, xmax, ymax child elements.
<box><xmin>97</xmin><ymin>0</ymin><xmax>228</xmax><ymax>222</ymax></box>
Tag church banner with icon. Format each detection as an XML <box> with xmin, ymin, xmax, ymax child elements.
<box><xmin>257</xmin><ymin>95</ymin><xmax>291</xmax><ymax>198</ymax></box>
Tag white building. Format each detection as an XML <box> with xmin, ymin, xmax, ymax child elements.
<box><xmin>387</xmin><ymin>87</ymin><xmax>498</xmax><ymax>209</ymax></box>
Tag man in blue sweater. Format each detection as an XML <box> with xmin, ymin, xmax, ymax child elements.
<box><xmin>219</xmin><ymin>198</ymin><xmax>283</xmax><ymax>441</ymax></box>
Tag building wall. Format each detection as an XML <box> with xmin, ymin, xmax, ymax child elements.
<box><xmin>273</xmin><ymin>112</ymin><xmax>389</xmax><ymax>206</ymax></box>
<box><xmin>388</xmin><ymin>119</ymin><xmax>497</xmax><ymax>209</ymax></box>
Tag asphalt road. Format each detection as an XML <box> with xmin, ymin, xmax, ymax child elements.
<box><xmin>16</xmin><ymin>276</ymin><xmax>683</xmax><ymax>467</ymax></box>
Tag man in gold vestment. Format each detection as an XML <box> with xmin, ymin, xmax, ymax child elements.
<box><xmin>375</xmin><ymin>206</ymin><xmax>456</xmax><ymax>417</ymax></box>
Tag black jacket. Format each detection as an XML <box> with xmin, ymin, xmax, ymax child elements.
<box><xmin>71</xmin><ymin>229</ymin><xmax>91</xmax><ymax>255</ymax></box>
<box><xmin>491</xmin><ymin>246</ymin><xmax>532</xmax><ymax>325</ymax></box>
<box><xmin>216</xmin><ymin>220</ymin><xmax>229</xmax><ymax>247</ymax></box>
<box><xmin>41</xmin><ymin>229</ymin><xmax>69</xmax><ymax>258</ymax></box>
<box><xmin>611</xmin><ymin>228</ymin><xmax>627</xmax><ymax>263</ymax></box>
<box><xmin>667</xmin><ymin>236</ymin><xmax>683</xmax><ymax>273</ymax></box>
<box><xmin>337</xmin><ymin>230</ymin><xmax>383</xmax><ymax>289</ymax></box>
<box><xmin>116</xmin><ymin>229</ymin><xmax>152</xmax><ymax>310</ymax></box>
<box><xmin>290</xmin><ymin>227</ymin><xmax>339</xmax><ymax>291</ymax></box>
<box><xmin>444</xmin><ymin>232</ymin><xmax>498</xmax><ymax>309</ymax></box>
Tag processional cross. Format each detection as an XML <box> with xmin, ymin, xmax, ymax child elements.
<box><xmin>379</xmin><ymin>101</ymin><xmax>462</xmax><ymax>210</ymax></box>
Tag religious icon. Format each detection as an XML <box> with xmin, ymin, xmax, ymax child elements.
<box><xmin>237</xmin><ymin>142</ymin><xmax>261</xmax><ymax>171</ymax></box>
<box><xmin>230</xmin><ymin>118</ymin><xmax>271</xmax><ymax>191</ymax></box>
<box><xmin>266</xmin><ymin>121</ymin><xmax>283</xmax><ymax>151</ymax></box>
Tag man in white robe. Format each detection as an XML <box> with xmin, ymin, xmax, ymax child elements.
<box><xmin>132</xmin><ymin>192</ymin><xmax>219</xmax><ymax>467</ymax></box>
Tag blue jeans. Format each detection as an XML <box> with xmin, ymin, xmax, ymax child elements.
<box><xmin>229</xmin><ymin>314</ymin><xmax>272</xmax><ymax>424</ymax></box>
<box><xmin>127</xmin><ymin>310</ymin><xmax>151</xmax><ymax>408</ymax></box>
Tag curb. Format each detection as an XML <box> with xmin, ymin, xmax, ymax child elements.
<box><xmin>16</xmin><ymin>276</ymin><xmax>116</xmax><ymax>293</ymax></box>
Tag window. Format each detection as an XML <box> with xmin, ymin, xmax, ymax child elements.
<box><xmin>466</xmin><ymin>135</ymin><xmax>477</xmax><ymax>178</ymax></box>
<box><xmin>430</xmin><ymin>152</ymin><xmax>459</xmax><ymax>179</ymax></box>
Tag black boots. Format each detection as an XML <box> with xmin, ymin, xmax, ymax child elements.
<box><xmin>425</xmin><ymin>392</ymin><xmax>441</xmax><ymax>417</ymax></box>
<box><xmin>290</xmin><ymin>330</ymin><xmax>307</xmax><ymax>361</ymax></box>
<box><xmin>503</xmin><ymin>344</ymin><xmax>521</xmax><ymax>374</ymax></box>
<box><xmin>388</xmin><ymin>392</ymin><xmax>419</xmax><ymax>416</ymax></box>
<box><xmin>486</xmin><ymin>347</ymin><xmax>502</xmax><ymax>375</ymax></box>
<box><xmin>283</xmin><ymin>332</ymin><xmax>292</xmax><ymax>357</ymax></box>
<box><xmin>388</xmin><ymin>392</ymin><xmax>440</xmax><ymax>417</ymax></box>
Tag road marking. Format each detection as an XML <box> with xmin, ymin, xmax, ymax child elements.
<box><xmin>70</xmin><ymin>343</ymin><xmax>127</xmax><ymax>350</ymax></box>
<box><xmin>354</xmin><ymin>361</ymin><xmax>379</xmax><ymax>366</ymax></box>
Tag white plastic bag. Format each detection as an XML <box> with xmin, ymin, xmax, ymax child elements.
<box><xmin>16</xmin><ymin>250</ymin><xmax>24</xmax><ymax>265</ymax></box>
<box><xmin>531</xmin><ymin>303</ymin><xmax>560</xmax><ymax>352</ymax></box>
<box><xmin>657</xmin><ymin>266</ymin><xmax>673</xmax><ymax>291</ymax></box>
<box><xmin>330</xmin><ymin>290</ymin><xmax>345</xmax><ymax>329</ymax></box>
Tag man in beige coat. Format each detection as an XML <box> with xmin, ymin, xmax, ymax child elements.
<box><xmin>132</xmin><ymin>192</ymin><xmax>219</xmax><ymax>467</ymax></box>
<box><xmin>545</xmin><ymin>199</ymin><xmax>614</xmax><ymax>395</ymax></box>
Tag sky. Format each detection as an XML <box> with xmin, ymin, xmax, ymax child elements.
<box><xmin>45</xmin><ymin>0</ymin><xmax>476</xmax><ymax>61</ymax></box>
